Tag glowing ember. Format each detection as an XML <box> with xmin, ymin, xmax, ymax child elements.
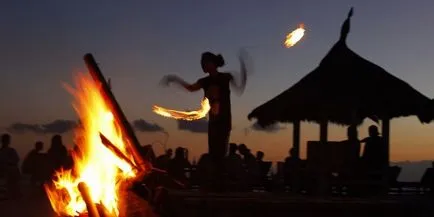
<box><xmin>284</xmin><ymin>24</ymin><xmax>305</xmax><ymax>48</ymax></box>
<box><xmin>44</xmin><ymin>73</ymin><xmax>141</xmax><ymax>217</ymax></box>
<box><xmin>153</xmin><ymin>98</ymin><xmax>210</xmax><ymax>121</ymax></box>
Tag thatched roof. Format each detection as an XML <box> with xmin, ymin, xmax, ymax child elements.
<box><xmin>248</xmin><ymin>8</ymin><xmax>433</xmax><ymax>127</ymax></box>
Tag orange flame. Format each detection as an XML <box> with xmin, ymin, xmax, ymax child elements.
<box><xmin>152</xmin><ymin>98</ymin><xmax>210</xmax><ymax>121</ymax></box>
<box><xmin>284</xmin><ymin>24</ymin><xmax>305</xmax><ymax>48</ymax></box>
<box><xmin>44</xmin><ymin>73</ymin><xmax>141</xmax><ymax>217</ymax></box>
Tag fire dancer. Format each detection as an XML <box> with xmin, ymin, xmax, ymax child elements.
<box><xmin>161</xmin><ymin>50</ymin><xmax>248</xmax><ymax>190</ymax></box>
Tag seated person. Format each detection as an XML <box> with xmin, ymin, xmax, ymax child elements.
<box><xmin>361</xmin><ymin>125</ymin><xmax>388</xmax><ymax>174</ymax></box>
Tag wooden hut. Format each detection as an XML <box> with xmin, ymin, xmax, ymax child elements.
<box><xmin>248</xmin><ymin>8</ymin><xmax>432</xmax><ymax>163</ymax></box>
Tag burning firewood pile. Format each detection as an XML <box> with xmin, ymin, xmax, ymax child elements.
<box><xmin>43</xmin><ymin>54</ymin><xmax>170</xmax><ymax>217</ymax></box>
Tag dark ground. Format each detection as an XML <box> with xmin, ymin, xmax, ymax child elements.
<box><xmin>0</xmin><ymin>184</ymin><xmax>56</xmax><ymax>217</ymax></box>
<box><xmin>1</xmin><ymin>182</ymin><xmax>434</xmax><ymax>217</ymax></box>
<box><xmin>167</xmin><ymin>190</ymin><xmax>434</xmax><ymax>217</ymax></box>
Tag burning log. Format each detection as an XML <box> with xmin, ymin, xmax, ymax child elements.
<box><xmin>96</xmin><ymin>204</ymin><xmax>112</xmax><ymax>217</ymax></box>
<box><xmin>78</xmin><ymin>182</ymin><xmax>101</xmax><ymax>217</ymax></box>
<box><xmin>99</xmin><ymin>132</ymin><xmax>141</xmax><ymax>172</ymax></box>
<box><xmin>84</xmin><ymin>53</ymin><xmax>147</xmax><ymax>171</ymax></box>
<box><xmin>100</xmin><ymin>132</ymin><xmax>186</xmax><ymax>189</ymax></box>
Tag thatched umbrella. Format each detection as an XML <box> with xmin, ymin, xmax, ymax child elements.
<box><xmin>248</xmin><ymin>8</ymin><xmax>432</xmax><ymax>161</ymax></box>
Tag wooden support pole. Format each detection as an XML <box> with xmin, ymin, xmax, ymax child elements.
<box><xmin>78</xmin><ymin>182</ymin><xmax>101</xmax><ymax>217</ymax></box>
<box><xmin>318</xmin><ymin>118</ymin><xmax>329</xmax><ymax>196</ymax></box>
<box><xmin>84</xmin><ymin>54</ymin><xmax>146</xmax><ymax>170</ymax></box>
<box><xmin>292</xmin><ymin>120</ymin><xmax>301</xmax><ymax>159</ymax></box>
<box><xmin>319</xmin><ymin>119</ymin><xmax>328</xmax><ymax>144</ymax></box>
<box><xmin>381</xmin><ymin>118</ymin><xmax>390</xmax><ymax>166</ymax></box>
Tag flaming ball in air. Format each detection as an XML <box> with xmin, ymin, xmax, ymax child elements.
<box><xmin>284</xmin><ymin>24</ymin><xmax>306</xmax><ymax>48</ymax></box>
<box><xmin>152</xmin><ymin>97</ymin><xmax>210</xmax><ymax>121</ymax></box>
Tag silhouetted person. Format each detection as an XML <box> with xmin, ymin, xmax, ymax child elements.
<box><xmin>341</xmin><ymin>126</ymin><xmax>361</xmax><ymax>178</ymax></box>
<box><xmin>238</xmin><ymin>144</ymin><xmax>256</xmax><ymax>168</ymax></box>
<box><xmin>0</xmin><ymin>133</ymin><xmax>21</xmax><ymax>198</ymax></box>
<box><xmin>184</xmin><ymin>148</ymin><xmax>189</xmax><ymax>162</ymax></box>
<box><xmin>225</xmin><ymin>143</ymin><xmax>244</xmax><ymax>189</ymax></box>
<box><xmin>22</xmin><ymin>141</ymin><xmax>47</xmax><ymax>185</ymax></box>
<box><xmin>284</xmin><ymin>148</ymin><xmax>300</xmax><ymax>163</ymax></box>
<box><xmin>238</xmin><ymin>144</ymin><xmax>258</xmax><ymax>188</ymax></box>
<box><xmin>195</xmin><ymin>153</ymin><xmax>212</xmax><ymax>188</ymax></box>
<box><xmin>161</xmin><ymin>51</ymin><xmax>247</xmax><ymax>190</ymax></box>
<box><xmin>284</xmin><ymin>148</ymin><xmax>302</xmax><ymax>192</ymax></box>
<box><xmin>255</xmin><ymin>151</ymin><xmax>271</xmax><ymax>189</ymax></box>
<box><xmin>141</xmin><ymin>144</ymin><xmax>156</xmax><ymax>163</ymax></box>
<box><xmin>47</xmin><ymin>134</ymin><xmax>68</xmax><ymax>177</ymax></box>
<box><xmin>167</xmin><ymin>148</ymin><xmax>173</xmax><ymax>158</ymax></box>
<box><xmin>168</xmin><ymin>147</ymin><xmax>191</xmax><ymax>186</ymax></box>
<box><xmin>361</xmin><ymin>125</ymin><xmax>387</xmax><ymax>171</ymax></box>
<box><xmin>256</xmin><ymin>151</ymin><xmax>264</xmax><ymax>162</ymax></box>
<box><xmin>360</xmin><ymin>125</ymin><xmax>388</xmax><ymax>195</ymax></box>
<box><xmin>155</xmin><ymin>149</ymin><xmax>173</xmax><ymax>171</ymax></box>
<box><xmin>227</xmin><ymin>143</ymin><xmax>242</xmax><ymax>162</ymax></box>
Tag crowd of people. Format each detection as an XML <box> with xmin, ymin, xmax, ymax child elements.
<box><xmin>0</xmin><ymin>131</ymin><xmax>277</xmax><ymax>199</ymax></box>
<box><xmin>1</xmin><ymin>124</ymin><xmax>431</xmax><ymax>199</ymax></box>
<box><xmin>0</xmin><ymin>133</ymin><xmax>70</xmax><ymax>199</ymax></box>
<box><xmin>281</xmin><ymin>125</ymin><xmax>390</xmax><ymax>195</ymax></box>
<box><xmin>149</xmin><ymin>143</ymin><xmax>272</xmax><ymax>192</ymax></box>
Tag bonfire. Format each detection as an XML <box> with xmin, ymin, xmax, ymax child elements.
<box><xmin>44</xmin><ymin>54</ymin><xmax>153</xmax><ymax>217</ymax></box>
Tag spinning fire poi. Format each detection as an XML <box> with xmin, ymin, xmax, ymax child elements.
<box><xmin>284</xmin><ymin>24</ymin><xmax>306</xmax><ymax>48</ymax></box>
<box><xmin>152</xmin><ymin>97</ymin><xmax>211</xmax><ymax>121</ymax></box>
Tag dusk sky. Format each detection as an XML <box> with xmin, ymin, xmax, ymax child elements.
<box><xmin>2</xmin><ymin>0</ymin><xmax>434</xmax><ymax>167</ymax></box>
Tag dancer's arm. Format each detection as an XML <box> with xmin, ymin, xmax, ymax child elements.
<box><xmin>160</xmin><ymin>75</ymin><xmax>201</xmax><ymax>92</ymax></box>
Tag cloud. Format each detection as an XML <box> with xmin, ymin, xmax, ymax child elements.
<box><xmin>132</xmin><ymin>119</ymin><xmax>165</xmax><ymax>132</ymax></box>
<box><xmin>250</xmin><ymin>122</ymin><xmax>286</xmax><ymax>133</ymax></box>
<box><xmin>177</xmin><ymin>119</ymin><xmax>208</xmax><ymax>133</ymax></box>
<box><xmin>6</xmin><ymin>119</ymin><xmax>77</xmax><ymax>134</ymax></box>
<box><xmin>6</xmin><ymin>119</ymin><xmax>165</xmax><ymax>134</ymax></box>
